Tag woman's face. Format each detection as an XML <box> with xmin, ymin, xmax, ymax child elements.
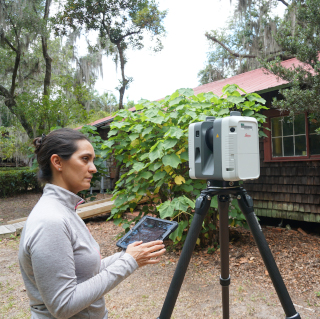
<box><xmin>59</xmin><ymin>139</ymin><xmax>97</xmax><ymax>194</ymax></box>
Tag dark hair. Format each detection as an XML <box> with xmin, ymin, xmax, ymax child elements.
<box><xmin>33</xmin><ymin>128</ymin><xmax>90</xmax><ymax>183</ymax></box>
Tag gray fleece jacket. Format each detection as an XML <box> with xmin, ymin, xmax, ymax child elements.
<box><xmin>19</xmin><ymin>184</ymin><xmax>138</xmax><ymax>319</ymax></box>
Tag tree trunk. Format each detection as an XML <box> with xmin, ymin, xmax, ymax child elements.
<box><xmin>41</xmin><ymin>36</ymin><xmax>52</xmax><ymax>97</ymax></box>
<box><xmin>116</xmin><ymin>43</ymin><xmax>126</xmax><ymax>110</ymax></box>
<box><xmin>0</xmin><ymin>39</ymin><xmax>34</xmax><ymax>138</ymax></box>
<box><xmin>42</xmin><ymin>0</ymin><xmax>52</xmax><ymax>98</ymax></box>
<box><xmin>0</xmin><ymin>85</ymin><xmax>34</xmax><ymax>138</ymax></box>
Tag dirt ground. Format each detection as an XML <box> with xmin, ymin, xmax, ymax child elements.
<box><xmin>0</xmin><ymin>193</ymin><xmax>320</xmax><ymax>318</ymax></box>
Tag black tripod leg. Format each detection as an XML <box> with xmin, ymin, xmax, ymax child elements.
<box><xmin>218</xmin><ymin>195</ymin><xmax>230</xmax><ymax>319</ymax></box>
<box><xmin>157</xmin><ymin>193</ymin><xmax>212</xmax><ymax>319</ymax></box>
<box><xmin>237</xmin><ymin>190</ymin><xmax>301</xmax><ymax>319</ymax></box>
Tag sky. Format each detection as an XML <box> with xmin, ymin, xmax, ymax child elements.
<box><xmin>94</xmin><ymin>0</ymin><xmax>236</xmax><ymax>103</ymax></box>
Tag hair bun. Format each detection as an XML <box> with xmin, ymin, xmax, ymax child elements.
<box><xmin>33</xmin><ymin>136</ymin><xmax>44</xmax><ymax>154</ymax></box>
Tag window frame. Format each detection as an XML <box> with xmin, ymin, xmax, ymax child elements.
<box><xmin>263</xmin><ymin>109</ymin><xmax>320</xmax><ymax>162</ymax></box>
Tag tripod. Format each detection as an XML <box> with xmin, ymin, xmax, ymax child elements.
<box><xmin>157</xmin><ymin>181</ymin><xmax>301</xmax><ymax>319</ymax></box>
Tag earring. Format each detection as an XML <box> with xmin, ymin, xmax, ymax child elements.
<box><xmin>59</xmin><ymin>168</ymin><xmax>61</xmax><ymax>171</ymax></box>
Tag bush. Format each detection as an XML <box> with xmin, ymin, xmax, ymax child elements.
<box><xmin>0</xmin><ymin>167</ymin><xmax>29</xmax><ymax>171</ymax></box>
<box><xmin>102</xmin><ymin>85</ymin><xmax>268</xmax><ymax>246</ymax></box>
<box><xmin>0</xmin><ymin>168</ymin><xmax>39</xmax><ymax>197</ymax></box>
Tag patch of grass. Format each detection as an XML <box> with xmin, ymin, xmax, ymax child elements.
<box><xmin>1</xmin><ymin>300</ymin><xmax>15</xmax><ymax>313</ymax></box>
<box><xmin>11</xmin><ymin>310</ymin><xmax>30</xmax><ymax>319</ymax></box>
<box><xmin>237</xmin><ymin>285</ymin><xmax>244</xmax><ymax>293</ymax></box>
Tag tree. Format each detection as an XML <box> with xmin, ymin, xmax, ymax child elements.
<box><xmin>0</xmin><ymin>0</ymin><xmax>109</xmax><ymax>137</ymax></box>
<box><xmin>56</xmin><ymin>0</ymin><xmax>167</xmax><ymax>109</ymax></box>
<box><xmin>199</xmin><ymin>0</ymin><xmax>287</xmax><ymax>84</ymax></box>
<box><xmin>0</xmin><ymin>0</ymin><xmax>44</xmax><ymax>137</ymax></box>
<box><xmin>262</xmin><ymin>0</ymin><xmax>320</xmax><ymax>121</ymax></box>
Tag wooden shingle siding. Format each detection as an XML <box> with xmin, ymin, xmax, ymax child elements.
<box><xmin>243</xmin><ymin>139</ymin><xmax>320</xmax><ymax>222</ymax></box>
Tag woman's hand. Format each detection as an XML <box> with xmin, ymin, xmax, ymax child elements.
<box><xmin>126</xmin><ymin>240</ymin><xmax>166</xmax><ymax>267</ymax></box>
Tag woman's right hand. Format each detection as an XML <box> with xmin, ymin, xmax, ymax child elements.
<box><xmin>126</xmin><ymin>240</ymin><xmax>166</xmax><ymax>267</ymax></box>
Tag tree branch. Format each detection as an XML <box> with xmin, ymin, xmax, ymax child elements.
<box><xmin>205</xmin><ymin>33</ymin><xmax>258</xmax><ymax>59</ymax></box>
<box><xmin>0</xmin><ymin>85</ymin><xmax>34</xmax><ymax>138</ymax></box>
<box><xmin>277</xmin><ymin>0</ymin><xmax>288</xmax><ymax>6</ymax></box>
<box><xmin>2</xmin><ymin>35</ymin><xmax>17</xmax><ymax>52</ymax></box>
<box><xmin>0</xmin><ymin>85</ymin><xmax>11</xmax><ymax>99</ymax></box>
<box><xmin>205</xmin><ymin>33</ymin><xmax>292</xmax><ymax>62</ymax></box>
<box><xmin>118</xmin><ymin>29</ymin><xmax>141</xmax><ymax>43</ymax></box>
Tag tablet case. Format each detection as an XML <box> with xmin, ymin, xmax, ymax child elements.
<box><xmin>116</xmin><ymin>216</ymin><xmax>178</xmax><ymax>249</ymax></box>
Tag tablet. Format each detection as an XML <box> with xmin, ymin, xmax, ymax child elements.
<box><xmin>116</xmin><ymin>216</ymin><xmax>178</xmax><ymax>249</ymax></box>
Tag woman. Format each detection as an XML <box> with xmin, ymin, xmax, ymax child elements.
<box><xmin>18</xmin><ymin>128</ymin><xmax>166</xmax><ymax>319</ymax></box>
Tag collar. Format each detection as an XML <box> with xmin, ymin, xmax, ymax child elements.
<box><xmin>42</xmin><ymin>183</ymin><xmax>85</xmax><ymax>211</ymax></box>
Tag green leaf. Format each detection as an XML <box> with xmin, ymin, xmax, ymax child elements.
<box><xmin>169</xmin><ymin>220</ymin><xmax>188</xmax><ymax>242</ymax></box>
<box><xmin>157</xmin><ymin>201</ymin><xmax>175</xmax><ymax>219</ymax></box>
<box><xmin>185</xmin><ymin>110</ymin><xmax>197</xmax><ymax>119</ymax></box>
<box><xmin>113</xmin><ymin>218</ymin><xmax>123</xmax><ymax>226</ymax></box>
<box><xmin>149</xmin><ymin>162</ymin><xmax>162</xmax><ymax>171</ymax></box>
<box><xmin>103</xmin><ymin>140</ymin><xmax>115</xmax><ymax>148</ymax></box>
<box><xmin>217</xmin><ymin>108</ymin><xmax>230</xmax><ymax>116</ymax></box>
<box><xmin>247</xmin><ymin>93</ymin><xmax>266</xmax><ymax>104</ymax></box>
<box><xmin>129</xmin><ymin>133</ymin><xmax>139</xmax><ymax>141</ymax></box>
<box><xmin>242</xmin><ymin>109</ymin><xmax>255</xmax><ymax>117</ymax></box>
<box><xmin>111</xmin><ymin>121</ymin><xmax>130</xmax><ymax>129</ymax></box>
<box><xmin>222</xmin><ymin>84</ymin><xmax>238</xmax><ymax>94</ymax></box>
<box><xmin>154</xmin><ymin>170</ymin><xmax>166</xmax><ymax>181</ymax></box>
<box><xmin>108</xmin><ymin>130</ymin><xmax>118</xmax><ymax>137</ymax></box>
<box><xmin>259</xmin><ymin>130</ymin><xmax>268</xmax><ymax>138</ymax></box>
<box><xmin>135</xmin><ymin>104</ymin><xmax>145</xmax><ymax>110</ymax></box>
<box><xmin>150</xmin><ymin>116</ymin><xmax>164</xmax><ymax>124</ymax></box>
<box><xmin>140</xmin><ymin>171</ymin><xmax>152</xmax><ymax>179</ymax></box>
<box><xmin>181</xmin><ymin>184</ymin><xmax>193</xmax><ymax>192</ymax></box>
<box><xmin>178</xmin><ymin>88</ymin><xmax>194</xmax><ymax>97</ymax></box>
<box><xmin>149</xmin><ymin>148</ymin><xmax>163</xmax><ymax>162</ymax></box>
<box><xmin>227</xmin><ymin>96</ymin><xmax>245</xmax><ymax>104</ymax></box>
<box><xmin>169</xmin><ymin>96</ymin><xmax>184</xmax><ymax>106</ymax></box>
<box><xmin>162</xmin><ymin>153</ymin><xmax>181</xmax><ymax>168</ymax></box>
<box><xmin>164</xmin><ymin>127</ymin><xmax>184</xmax><ymax>139</ymax></box>
<box><xmin>142</xmin><ymin>126</ymin><xmax>153</xmax><ymax>137</ymax></box>
<box><xmin>139</xmin><ymin>153</ymin><xmax>149</xmax><ymax>160</ymax></box>
<box><xmin>180</xmin><ymin>151</ymin><xmax>189</xmax><ymax>161</ymax></box>
<box><xmin>210</xmin><ymin>196</ymin><xmax>218</xmax><ymax>208</ymax></box>
<box><xmin>133</xmin><ymin>124</ymin><xmax>144</xmax><ymax>133</ymax></box>
<box><xmin>162</xmin><ymin>138</ymin><xmax>178</xmax><ymax>149</ymax></box>
<box><xmin>132</xmin><ymin>162</ymin><xmax>145</xmax><ymax>172</ymax></box>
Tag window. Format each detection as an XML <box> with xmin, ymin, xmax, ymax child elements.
<box><xmin>264</xmin><ymin>111</ymin><xmax>320</xmax><ymax>161</ymax></box>
<box><xmin>309</xmin><ymin>119</ymin><xmax>320</xmax><ymax>156</ymax></box>
<box><xmin>271</xmin><ymin>114</ymin><xmax>307</xmax><ymax>157</ymax></box>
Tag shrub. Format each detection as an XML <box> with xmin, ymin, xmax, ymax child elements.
<box><xmin>0</xmin><ymin>167</ymin><xmax>29</xmax><ymax>171</ymax></box>
<box><xmin>0</xmin><ymin>168</ymin><xmax>39</xmax><ymax>197</ymax></box>
<box><xmin>102</xmin><ymin>85</ymin><xmax>268</xmax><ymax>246</ymax></box>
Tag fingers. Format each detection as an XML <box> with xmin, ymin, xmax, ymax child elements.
<box><xmin>127</xmin><ymin>241</ymin><xmax>143</xmax><ymax>248</ymax></box>
<box><xmin>148</xmin><ymin>248</ymin><xmax>166</xmax><ymax>258</ymax></box>
<box><xmin>139</xmin><ymin>240</ymin><xmax>163</xmax><ymax>248</ymax></box>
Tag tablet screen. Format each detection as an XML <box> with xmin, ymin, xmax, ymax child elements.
<box><xmin>121</xmin><ymin>218</ymin><xmax>173</xmax><ymax>247</ymax></box>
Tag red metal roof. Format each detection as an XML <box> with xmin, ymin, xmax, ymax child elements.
<box><xmin>78</xmin><ymin>57</ymin><xmax>308</xmax><ymax>129</ymax></box>
<box><xmin>193</xmin><ymin>57</ymin><xmax>306</xmax><ymax>96</ymax></box>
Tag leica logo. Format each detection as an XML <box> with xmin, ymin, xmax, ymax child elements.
<box><xmin>245</xmin><ymin>133</ymin><xmax>251</xmax><ymax>137</ymax></box>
